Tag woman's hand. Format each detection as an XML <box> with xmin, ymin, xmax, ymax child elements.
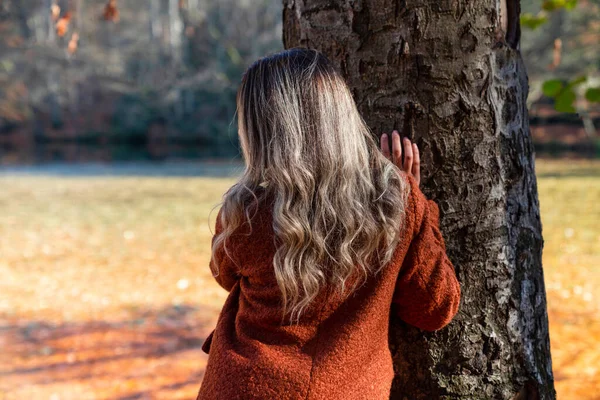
<box><xmin>380</xmin><ymin>130</ymin><xmax>420</xmax><ymax>187</ymax></box>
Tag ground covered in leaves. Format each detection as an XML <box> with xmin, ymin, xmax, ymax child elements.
<box><xmin>0</xmin><ymin>159</ymin><xmax>598</xmax><ymax>399</ymax></box>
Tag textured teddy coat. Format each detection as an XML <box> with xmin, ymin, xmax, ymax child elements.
<box><xmin>196</xmin><ymin>173</ymin><xmax>461</xmax><ymax>400</ymax></box>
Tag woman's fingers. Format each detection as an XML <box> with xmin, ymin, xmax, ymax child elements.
<box><xmin>402</xmin><ymin>137</ymin><xmax>413</xmax><ymax>174</ymax></box>
<box><xmin>391</xmin><ymin>131</ymin><xmax>402</xmax><ymax>167</ymax></box>
<box><xmin>380</xmin><ymin>133</ymin><xmax>391</xmax><ymax>160</ymax></box>
<box><xmin>411</xmin><ymin>143</ymin><xmax>420</xmax><ymax>186</ymax></box>
<box><xmin>381</xmin><ymin>131</ymin><xmax>420</xmax><ymax>186</ymax></box>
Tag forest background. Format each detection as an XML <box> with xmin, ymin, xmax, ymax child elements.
<box><xmin>0</xmin><ymin>0</ymin><xmax>599</xmax><ymax>162</ymax></box>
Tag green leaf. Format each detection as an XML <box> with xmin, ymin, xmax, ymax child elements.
<box><xmin>542</xmin><ymin>79</ymin><xmax>564</xmax><ymax>98</ymax></box>
<box><xmin>542</xmin><ymin>0</ymin><xmax>578</xmax><ymax>11</ymax></box>
<box><xmin>585</xmin><ymin>88</ymin><xmax>600</xmax><ymax>103</ymax></box>
<box><xmin>226</xmin><ymin>46</ymin><xmax>242</xmax><ymax>65</ymax></box>
<box><xmin>567</xmin><ymin>75</ymin><xmax>587</xmax><ymax>88</ymax></box>
<box><xmin>207</xmin><ymin>25</ymin><xmax>221</xmax><ymax>40</ymax></box>
<box><xmin>564</xmin><ymin>0</ymin><xmax>578</xmax><ymax>10</ymax></box>
<box><xmin>554</xmin><ymin>89</ymin><xmax>577</xmax><ymax>113</ymax></box>
<box><xmin>542</xmin><ymin>0</ymin><xmax>562</xmax><ymax>11</ymax></box>
<box><xmin>0</xmin><ymin>60</ymin><xmax>14</xmax><ymax>72</ymax></box>
<box><xmin>520</xmin><ymin>13</ymin><xmax>549</xmax><ymax>30</ymax></box>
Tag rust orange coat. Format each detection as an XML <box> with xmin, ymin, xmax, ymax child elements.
<box><xmin>196</xmin><ymin>174</ymin><xmax>461</xmax><ymax>400</ymax></box>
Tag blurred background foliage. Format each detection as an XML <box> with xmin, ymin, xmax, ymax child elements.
<box><xmin>0</xmin><ymin>0</ymin><xmax>598</xmax><ymax>163</ymax></box>
<box><xmin>0</xmin><ymin>0</ymin><xmax>282</xmax><ymax>162</ymax></box>
<box><xmin>520</xmin><ymin>0</ymin><xmax>600</xmax><ymax>155</ymax></box>
<box><xmin>521</xmin><ymin>1</ymin><xmax>600</xmax><ymax>112</ymax></box>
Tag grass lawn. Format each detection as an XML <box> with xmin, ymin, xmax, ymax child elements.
<box><xmin>0</xmin><ymin>159</ymin><xmax>598</xmax><ymax>399</ymax></box>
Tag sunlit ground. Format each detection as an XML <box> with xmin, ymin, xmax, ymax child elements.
<box><xmin>0</xmin><ymin>159</ymin><xmax>598</xmax><ymax>399</ymax></box>
<box><xmin>535</xmin><ymin>159</ymin><xmax>600</xmax><ymax>398</ymax></box>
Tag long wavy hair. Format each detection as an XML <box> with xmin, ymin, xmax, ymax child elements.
<box><xmin>210</xmin><ymin>47</ymin><xmax>410</xmax><ymax>324</ymax></box>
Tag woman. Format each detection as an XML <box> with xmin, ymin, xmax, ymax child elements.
<box><xmin>196</xmin><ymin>47</ymin><xmax>461</xmax><ymax>400</ymax></box>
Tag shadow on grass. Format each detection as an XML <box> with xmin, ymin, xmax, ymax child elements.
<box><xmin>0</xmin><ymin>304</ymin><xmax>218</xmax><ymax>399</ymax></box>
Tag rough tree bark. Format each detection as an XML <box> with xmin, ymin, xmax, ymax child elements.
<box><xmin>282</xmin><ymin>1</ymin><xmax>555</xmax><ymax>399</ymax></box>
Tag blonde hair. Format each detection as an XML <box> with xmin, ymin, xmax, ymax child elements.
<box><xmin>211</xmin><ymin>47</ymin><xmax>410</xmax><ymax>324</ymax></box>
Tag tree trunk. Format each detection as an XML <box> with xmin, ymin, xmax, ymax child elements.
<box><xmin>168</xmin><ymin>0</ymin><xmax>183</xmax><ymax>64</ymax></box>
<box><xmin>13</xmin><ymin>0</ymin><xmax>31</xmax><ymax>39</ymax></box>
<box><xmin>45</xmin><ymin>0</ymin><xmax>56</xmax><ymax>42</ymax></box>
<box><xmin>282</xmin><ymin>1</ymin><xmax>555</xmax><ymax>399</ymax></box>
<box><xmin>72</xmin><ymin>0</ymin><xmax>83</xmax><ymax>34</ymax></box>
<box><xmin>149</xmin><ymin>0</ymin><xmax>162</xmax><ymax>42</ymax></box>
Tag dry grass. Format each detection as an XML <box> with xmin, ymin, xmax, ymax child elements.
<box><xmin>0</xmin><ymin>175</ymin><xmax>237</xmax><ymax>399</ymax></box>
<box><xmin>535</xmin><ymin>159</ymin><xmax>600</xmax><ymax>398</ymax></box>
<box><xmin>0</xmin><ymin>159</ymin><xmax>598</xmax><ymax>399</ymax></box>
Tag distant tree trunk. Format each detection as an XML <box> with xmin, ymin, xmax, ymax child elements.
<box><xmin>168</xmin><ymin>0</ymin><xmax>183</xmax><ymax>64</ymax></box>
<box><xmin>283</xmin><ymin>0</ymin><xmax>556</xmax><ymax>399</ymax></box>
<box><xmin>72</xmin><ymin>0</ymin><xmax>83</xmax><ymax>33</ymax></box>
<box><xmin>45</xmin><ymin>0</ymin><xmax>56</xmax><ymax>42</ymax></box>
<box><xmin>66</xmin><ymin>0</ymin><xmax>82</xmax><ymax>119</ymax></box>
<box><xmin>179</xmin><ymin>0</ymin><xmax>194</xmax><ymax>67</ymax></box>
<box><xmin>13</xmin><ymin>0</ymin><xmax>31</xmax><ymax>39</ymax></box>
<box><xmin>149</xmin><ymin>0</ymin><xmax>162</xmax><ymax>41</ymax></box>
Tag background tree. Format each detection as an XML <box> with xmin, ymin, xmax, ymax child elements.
<box><xmin>0</xmin><ymin>0</ymin><xmax>597</xmax><ymax>162</ymax></box>
<box><xmin>0</xmin><ymin>0</ymin><xmax>283</xmax><ymax>161</ymax></box>
<box><xmin>521</xmin><ymin>0</ymin><xmax>600</xmax><ymax>139</ymax></box>
<box><xmin>282</xmin><ymin>0</ymin><xmax>555</xmax><ymax>398</ymax></box>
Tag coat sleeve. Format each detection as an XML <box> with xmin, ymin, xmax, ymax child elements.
<box><xmin>201</xmin><ymin>329</ymin><xmax>214</xmax><ymax>354</ymax></box>
<box><xmin>391</xmin><ymin>175</ymin><xmax>461</xmax><ymax>332</ymax></box>
<box><xmin>209</xmin><ymin>207</ymin><xmax>241</xmax><ymax>292</ymax></box>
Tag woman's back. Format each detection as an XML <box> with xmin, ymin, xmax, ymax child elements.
<box><xmin>196</xmin><ymin>173</ymin><xmax>461</xmax><ymax>400</ymax></box>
